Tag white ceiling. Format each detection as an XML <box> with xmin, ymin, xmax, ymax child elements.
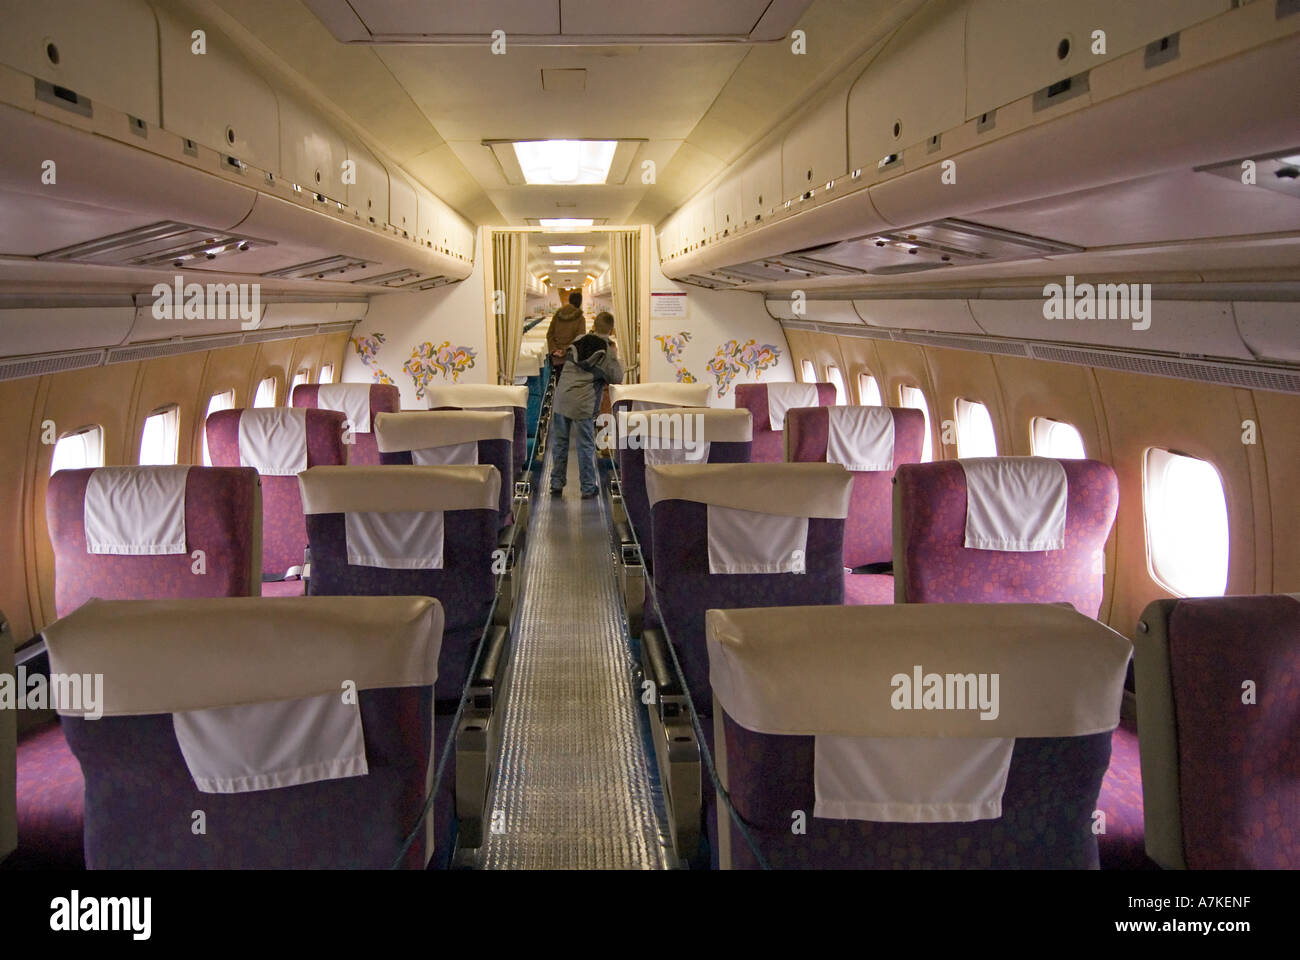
<box><xmin>378</xmin><ymin>43</ymin><xmax>748</xmax><ymax>225</ymax></box>
<box><xmin>305</xmin><ymin>0</ymin><xmax>809</xmax><ymax>43</ymax></box>
<box><xmin>201</xmin><ymin>0</ymin><xmax>918</xmax><ymax>229</ymax></box>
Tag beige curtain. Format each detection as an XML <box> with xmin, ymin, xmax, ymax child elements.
<box><xmin>492</xmin><ymin>230</ymin><xmax>527</xmax><ymax>383</ymax></box>
<box><xmin>608</xmin><ymin>229</ymin><xmax>641</xmax><ymax>384</ymax></box>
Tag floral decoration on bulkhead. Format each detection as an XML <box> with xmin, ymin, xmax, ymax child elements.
<box><xmin>405</xmin><ymin>340</ymin><xmax>478</xmax><ymax>398</ymax></box>
<box><xmin>654</xmin><ymin>331</ymin><xmax>697</xmax><ymax>383</ymax></box>
<box><xmin>707</xmin><ymin>339</ymin><xmax>782</xmax><ymax>397</ymax></box>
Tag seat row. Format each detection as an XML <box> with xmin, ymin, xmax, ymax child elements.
<box><xmin>607</xmin><ymin>381</ymin><xmax>1297</xmax><ymax>870</ymax></box>
<box><xmin>11</xmin><ymin>381</ymin><xmax>545</xmax><ymax>869</ymax></box>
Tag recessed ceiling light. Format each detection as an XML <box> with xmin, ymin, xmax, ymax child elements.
<box><xmin>539</xmin><ymin>218</ymin><xmax>595</xmax><ymax>228</ymax></box>
<box><xmin>514</xmin><ymin>141</ymin><xmax>616</xmax><ymax>185</ymax></box>
<box><xmin>549</xmin><ymin>245</ymin><xmax>586</xmax><ymax>253</ymax></box>
<box><xmin>554</xmin><ymin>259</ymin><xmax>581</xmax><ymax>265</ymax></box>
<box><xmin>557</xmin><ymin>269</ymin><xmax>579</xmax><ymax>273</ymax></box>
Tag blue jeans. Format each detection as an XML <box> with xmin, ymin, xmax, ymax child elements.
<box><xmin>551</xmin><ymin>413</ymin><xmax>597</xmax><ymax>495</ymax></box>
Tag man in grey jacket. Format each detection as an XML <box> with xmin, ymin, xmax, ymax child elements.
<box><xmin>551</xmin><ymin>311</ymin><xmax>623</xmax><ymax>498</ymax></box>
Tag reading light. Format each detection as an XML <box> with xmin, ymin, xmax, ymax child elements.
<box><xmin>549</xmin><ymin>245</ymin><xmax>586</xmax><ymax>253</ymax></box>
<box><xmin>513</xmin><ymin>141</ymin><xmax>616</xmax><ymax>185</ymax></box>
<box><xmin>539</xmin><ymin>218</ymin><xmax>595</xmax><ymax>228</ymax></box>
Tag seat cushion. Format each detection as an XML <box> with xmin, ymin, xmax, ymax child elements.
<box><xmin>843</xmin><ymin>572</ymin><xmax>894</xmax><ymax>606</ymax></box>
<box><xmin>261</xmin><ymin>579</ymin><xmax>306</xmax><ymax>597</ymax></box>
<box><xmin>13</xmin><ymin>720</ymin><xmax>84</xmax><ymax>869</ymax></box>
<box><xmin>1096</xmin><ymin>722</ymin><xmax>1155</xmax><ymax>869</ymax></box>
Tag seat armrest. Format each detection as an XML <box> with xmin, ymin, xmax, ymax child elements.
<box><xmin>642</xmin><ymin>628</ymin><xmax>683</xmax><ymax>701</ymax></box>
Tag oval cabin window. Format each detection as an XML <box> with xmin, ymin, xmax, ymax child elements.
<box><xmin>1144</xmin><ymin>448</ymin><xmax>1230</xmax><ymax>597</ymax></box>
<box><xmin>955</xmin><ymin>398</ymin><xmax>997</xmax><ymax>458</ymax></box>
<box><xmin>899</xmin><ymin>385</ymin><xmax>933</xmax><ymax>463</ymax></box>
<box><xmin>1031</xmin><ymin>417</ymin><xmax>1086</xmax><ymax>459</ymax></box>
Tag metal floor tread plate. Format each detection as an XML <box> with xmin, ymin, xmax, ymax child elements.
<box><xmin>467</xmin><ymin>444</ymin><xmax>673</xmax><ymax>870</ymax></box>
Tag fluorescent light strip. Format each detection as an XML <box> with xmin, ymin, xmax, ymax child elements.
<box><xmin>539</xmin><ymin>219</ymin><xmax>594</xmax><ymax>228</ymax></box>
<box><xmin>554</xmin><ymin>259</ymin><xmax>581</xmax><ymax>265</ymax></box>
<box><xmin>549</xmin><ymin>245</ymin><xmax>586</xmax><ymax>253</ymax></box>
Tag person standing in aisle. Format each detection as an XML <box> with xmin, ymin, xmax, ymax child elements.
<box><xmin>551</xmin><ymin>311</ymin><xmax>623</xmax><ymax>499</ymax></box>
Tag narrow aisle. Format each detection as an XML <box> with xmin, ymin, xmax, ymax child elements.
<box><xmin>468</xmin><ymin>441</ymin><xmax>673</xmax><ymax>869</ymax></box>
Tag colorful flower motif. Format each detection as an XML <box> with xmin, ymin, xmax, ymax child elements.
<box><xmin>706</xmin><ymin>339</ymin><xmax>783</xmax><ymax>397</ymax></box>
<box><xmin>350</xmin><ymin>332</ymin><xmax>387</xmax><ymax>366</ymax></box>
<box><xmin>655</xmin><ymin>331</ymin><xmax>698</xmax><ymax>383</ymax></box>
<box><xmin>403</xmin><ymin>341</ymin><xmax>478</xmax><ymax>399</ymax></box>
<box><xmin>371</xmin><ymin>369</ymin><xmax>395</xmax><ymax>386</ymax></box>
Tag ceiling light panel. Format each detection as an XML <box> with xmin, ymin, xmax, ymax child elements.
<box><xmin>540</xmin><ymin>218</ymin><xmax>596</xmax><ymax>228</ymax></box>
<box><xmin>549</xmin><ymin>245</ymin><xmax>587</xmax><ymax>253</ymax></box>
<box><xmin>554</xmin><ymin>259</ymin><xmax>581</xmax><ymax>265</ymax></box>
<box><xmin>513</xmin><ymin>141</ymin><xmax>616</xmax><ymax>185</ymax></box>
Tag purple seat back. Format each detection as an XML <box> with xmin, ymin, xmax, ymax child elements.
<box><xmin>425</xmin><ymin>384</ymin><xmax>530</xmax><ymax>479</ymax></box>
<box><xmin>648</xmin><ymin>463</ymin><xmax>850</xmax><ymax>716</ymax></box>
<box><xmin>46</xmin><ymin>467</ymin><xmax>261</xmax><ymax>616</ymax></box>
<box><xmin>735</xmin><ymin>383</ymin><xmax>836</xmax><ymax>463</ymax></box>
<box><xmin>1136</xmin><ymin>594</ymin><xmax>1300</xmax><ymax>869</ymax></box>
<box><xmin>618</xmin><ymin>408</ymin><xmax>752</xmax><ymax>570</ymax></box>
<box><xmin>300</xmin><ymin>465</ymin><xmax>501</xmax><ymax>703</ymax></box>
<box><xmin>722</xmin><ymin>720</ymin><xmax>1112</xmax><ymax>868</ymax></box>
<box><xmin>785</xmin><ymin>406</ymin><xmax>925</xmax><ymax>568</ymax></box>
<box><xmin>893</xmin><ymin>458</ymin><xmax>1118</xmax><ymax>616</ymax></box>
<box><xmin>48</xmin><ymin>596</ymin><xmax>442</xmax><ymax>869</ymax></box>
<box><xmin>206</xmin><ymin>408</ymin><xmax>347</xmax><ymax>578</ymax></box>
<box><xmin>707</xmin><ymin>603</ymin><xmax>1131</xmax><ymax>869</ymax></box>
<box><xmin>62</xmin><ymin>688</ymin><xmax>432</xmax><ymax>868</ymax></box>
<box><xmin>292</xmin><ymin>383</ymin><xmax>400</xmax><ymax>466</ymax></box>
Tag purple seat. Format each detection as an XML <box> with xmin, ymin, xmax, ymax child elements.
<box><xmin>610</xmin><ymin>382</ymin><xmax>714</xmax><ymax>538</ymax></box>
<box><xmin>374</xmin><ymin>411</ymin><xmax>514</xmax><ymax>529</ymax></box>
<box><xmin>1135</xmin><ymin>594</ymin><xmax>1300</xmax><ymax>869</ymax></box>
<box><xmin>648</xmin><ymin>462</ymin><xmax>852</xmax><ymax>718</ymax></box>
<box><xmin>47</xmin><ymin>467</ymin><xmax>262</xmax><ymax>614</ymax></box>
<box><xmin>785</xmin><ymin>405</ymin><xmax>925</xmax><ymax>605</ymax></box>
<box><xmin>892</xmin><ymin>457</ymin><xmax>1141</xmax><ymax>866</ymax></box>
<box><xmin>46</xmin><ymin>596</ymin><xmax>443</xmax><ymax>869</ymax></box>
<box><xmin>735</xmin><ymin>382</ymin><xmax>836</xmax><ymax>464</ymax></box>
<box><xmin>292</xmin><ymin>383</ymin><xmax>400</xmax><ymax>466</ymax></box>
<box><xmin>424</xmin><ymin>384</ymin><xmax>530</xmax><ymax>481</ymax></box>
<box><xmin>207</xmin><ymin>408</ymin><xmax>348</xmax><ymax>587</ymax></box>
<box><xmin>706</xmin><ymin>603</ymin><xmax>1132</xmax><ymax>869</ymax></box>
<box><xmin>643</xmin><ymin>462</ymin><xmax>851</xmax><ymax>864</ymax></box>
<box><xmin>299</xmin><ymin>465</ymin><xmax>500</xmax><ymax>704</ymax></box>
<box><xmin>618</xmin><ymin>407</ymin><xmax>752</xmax><ymax>572</ymax></box>
<box><xmin>14</xmin><ymin>466</ymin><xmax>263</xmax><ymax>869</ymax></box>
<box><xmin>892</xmin><ymin>458</ymin><xmax>1118</xmax><ymax>616</ymax></box>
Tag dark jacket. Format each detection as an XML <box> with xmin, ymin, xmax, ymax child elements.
<box><xmin>554</xmin><ymin>332</ymin><xmax>624</xmax><ymax>421</ymax></box>
<box><xmin>546</xmin><ymin>304</ymin><xmax>585</xmax><ymax>360</ymax></box>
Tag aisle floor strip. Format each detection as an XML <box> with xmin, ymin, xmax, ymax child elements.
<box><xmin>468</xmin><ymin>447</ymin><xmax>673</xmax><ymax>869</ymax></box>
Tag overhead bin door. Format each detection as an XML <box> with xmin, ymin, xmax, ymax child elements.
<box><xmin>0</xmin><ymin>0</ymin><xmax>160</xmax><ymax>125</ymax></box>
<box><xmin>345</xmin><ymin>140</ymin><xmax>390</xmax><ymax>227</ymax></box>
<box><xmin>156</xmin><ymin>8</ymin><xmax>280</xmax><ymax>171</ymax></box>
<box><xmin>388</xmin><ymin>168</ymin><xmax>418</xmax><ymax>237</ymax></box>
<box><xmin>740</xmin><ymin>146</ymin><xmax>782</xmax><ymax>226</ymax></box>
<box><xmin>781</xmin><ymin>84</ymin><xmax>849</xmax><ymax>202</ymax></box>
<box><xmin>277</xmin><ymin>93</ymin><xmax>348</xmax><ymax>201</ymax></box>
<box><xmin>964</xmin><ymin>0</ymin><xmax>1231</xmax><ymax>120</ymax></box>
<box><xmin>713</xmin><ymin>178</ymin><xmax>742</xmax><ymax>238</ymax></box>
<box><xmin>847</xmin><ymin>0</ymin><xmax>967</xmax><ymax>176</ymax></box>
